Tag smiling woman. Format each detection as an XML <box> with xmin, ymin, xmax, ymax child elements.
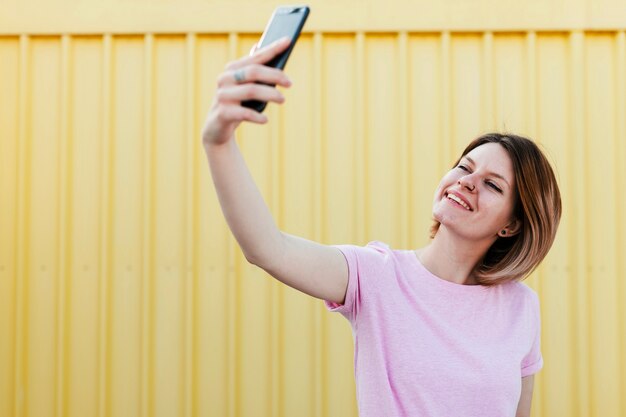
<box><xmin>202</xmin><ymin>36</ymin><xmax>563</xmax><ymax>416</ymax></box>
<box><xmin>429</xmin><ymin>133</ymin><xmax>562</xmax><ymax>286</ymax></box>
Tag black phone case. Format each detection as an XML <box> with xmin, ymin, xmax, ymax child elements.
<box><xmin>242</xmin><ymin>6</ymin><xmax>310</xmax><ymax>113</ymax></box>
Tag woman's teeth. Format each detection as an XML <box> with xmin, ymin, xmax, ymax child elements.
<box><xmin>447</xmin><ymin>193</ymin><xmax>471</xmax><ymax>210</ymax></box>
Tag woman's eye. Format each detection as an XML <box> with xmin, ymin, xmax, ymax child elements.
<box><xmin>457</xmin><ymin>165</ymin><xmax>469</xmax><ymax>172</ymax></box>
<box><xmin>487</xmin><ymin>182</ymin><xmax>502</xmax><ymax>193</ymax></box>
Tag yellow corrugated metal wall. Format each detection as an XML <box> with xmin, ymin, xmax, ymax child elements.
<box><xmin>0</xmin><ymin>1</ymin><xmax>625</xmax><ymax>417</ymax></box>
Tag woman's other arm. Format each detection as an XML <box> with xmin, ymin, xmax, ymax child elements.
<box><xmin>515</xmin><ymin>375</ymin><xmax>535</xmax><ymax>417</ymax></box>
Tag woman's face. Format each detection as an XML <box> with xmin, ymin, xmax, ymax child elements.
<box><xmin>432</xmin><ymin>142</ymin><xmax>518</xmax><ymax>241</ymax></box>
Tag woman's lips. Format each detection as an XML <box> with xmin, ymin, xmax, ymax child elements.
<box><xmin>445</xmin><ymin>192</ymin><xmax>473</xmax><ymax>211</ymax></box>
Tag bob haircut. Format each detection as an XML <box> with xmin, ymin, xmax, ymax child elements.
<box><xmin>430</xmin><ymin>133</ymin><xmax>562</xmax><ymax>286</ymax></box>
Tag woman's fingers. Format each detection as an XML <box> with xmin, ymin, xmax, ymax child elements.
<box><xmin>216</xmin><ymin>83</ymin><xmax>285</xmax><ymax>105</ymax></box>
<box><xmin>205</xmin><ymin>37</ymin><xmax>292</xmax><ymax>137</ymax></box>
<box><xmin>226</xmin><ymin>37</ymin><xmax>291</xmax><ymax>71</ymax></box>
<box><xmin>217</xmin><ymin>64</ymin><xmax>291</xmax><ymax>88</ymax></box>
<box><xmin>203</xmin><ymin>40</ymin><xmax>290</xmax><ymax>145</ymax></box>
<box><xmin>215</xmin><ymin>104</ymin><xmax>268</xmax><ymax>125</ymax></box>
<box><xmin>236</xmin><ymin>106</ymin><xmax>268</xmax><ymax>124</ymax></box>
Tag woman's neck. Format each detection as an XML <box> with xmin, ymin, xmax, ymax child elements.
<box><xmin>417</xmin><ymin>226</ymin><xmax>496</xmax><ymax>285</ymax></box>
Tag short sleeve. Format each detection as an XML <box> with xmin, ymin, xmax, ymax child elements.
<box><xmin>324</xmin><ymin>241</ymin><xmax>391</xmax><ymax>323</ymax></box>
<box><xmin>521</xmin><ymin>291</ymin><xmax>543</xmax><ymax>377</ymax></box>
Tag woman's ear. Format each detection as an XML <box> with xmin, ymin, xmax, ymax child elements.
<box><xmin>500</xmin><ymin>218</ymin><xmax>521</xmax><ymax>237</ymax></box>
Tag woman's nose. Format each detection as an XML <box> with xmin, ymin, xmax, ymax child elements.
<box><xmin>458</xmin><ymin>176</ymin><xmax>476</xmax><ymax>192</ymax></box>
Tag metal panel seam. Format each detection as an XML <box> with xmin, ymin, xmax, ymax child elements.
<box><xmin>55</xmin><ymin>33</ymin><xmax>70</xmax><ymax>417</ymax></box>
<box><xmin>99</xmin><ymin>33</ymin><xmax>113</xmax><ymax>417</ymax></box>
<box><xmin>141</xmin><ymin>32</ymin><xmax>155</xmax><ymax>417</ymax></box>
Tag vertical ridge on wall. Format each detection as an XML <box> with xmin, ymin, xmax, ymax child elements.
<box><xmin>56</xmin><ymin>33</ymin><xmax>70</xmax><ymax>417</ymax></box>
<box><xmin>69</xmin><ymin>35</ymin><xmax>107</xmax><ymax>417</ymax></box>
<box><xmin>194</xmin><ymin>33</ymin><xmax>230</xmax><ymax>417</ymax></box>
<box><xmin>525</xmin><ymin>32</ymin><xmax>537</xmax><ymax>138</ymax></box>
<box><xmin>14</xmin><ymin>33</ymin><xmax>30</xmax><ymax>417</ymax></box>
<box><xmin>99</xmin><ymin>33</ymin><xmax>113</xmax><ymax>417</ymax></box>
<box><xmin>0</xmin><ymin>34</ymin><xmax>18</xmax><ymax>417</ymax></box>
<box><xmin>451</xmin><ymin>33</ymin><xmax>483</xmax><ymax>155</ymax></box>
<box><xmin>406</xmin><ymin>33</ymin><xmax>442</xmax><ymax>245</ymax></box>
<box><xmin>568</xmin><ymin>30</ymin><xmax>590</xmax><ymax>417</ymax></box>
<box><xmin>110</xmin><ymin>34</ymin><xmax>144</xmax><ymax>417</ymax></box>
<box><xmin>493</xmin><ymin>33</ymin><xmax>524</xmax><ymax>132</ymax></box>
<box><xmin>366</xmin><ymin>33</ymin><xmax>400</xmax><ymax>243</ymax></box>
<box><xmin>141</xmin><ymin>32</ymin><xmax>155</xmax><ymax>417</ymax></box>
<box><xmin>355</xmin><ymin>32</ymin><xmax>366</xmax><ymax>244</ymax></box>
<box><xmin>183</xmin><ymin>31</ymin><xmax>196</xmax><ymax>417</ymax></box>
<box><xmin>440</xmin><ymin>31</ymin><xmax>451</xmax><ymax>172</ymax></box>
<box><xmin>615</xmin><ymin>30</ymin><xmax>626</xmax><ymax>417</ymax></box>
<box><xmin>28</xmin><ymin>35</ymin><xmax>62</xmax><ymax>417</ymax></box>
<box><xmin>397</xmin><ymin>31</ymin><xmax>409</xmax><ymax>249</ymax></box>
<box><xmin>481</xmin><ymin>32</ymin><xmax>495</xmax><ymax>131</ymax></box>
<box><xmin>153</xmin><ymin>34</ymin><xmax>187</xmax><ymax>417</ymax></box>
<box><xmin>587</xmin><ymin>31</ymin><xmax>621</xmax><ymax>417</ymax></box>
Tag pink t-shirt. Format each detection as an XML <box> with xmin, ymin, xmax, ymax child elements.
<box><xmin>325</xmin><ymin>241</ymin><xmax>543</xmax><ymax>417</ymax></box>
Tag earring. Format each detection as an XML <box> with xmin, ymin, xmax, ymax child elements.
<box><xmin>500</xmin><ymin>230</ymin><xmax>507</xmax><ymax>236</ymax></box>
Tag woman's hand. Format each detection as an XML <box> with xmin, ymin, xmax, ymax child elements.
<box><xmin>201</xmin><ymin>37</ymin><xmax>293</xmax><ymax>148</ymax></box>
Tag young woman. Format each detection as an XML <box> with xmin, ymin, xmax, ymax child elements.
<box><xmin>202</xmin><ymin>38</ymin><xmax>562</xmax><ymax>417</ymax></box>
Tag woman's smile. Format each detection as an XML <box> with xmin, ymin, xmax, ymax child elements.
<box><xmin>445</xmin><ymin>191</ymin><xmax>473</xmax><ymax>211</ymax></box>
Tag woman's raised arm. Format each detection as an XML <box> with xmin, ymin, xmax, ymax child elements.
<box><xmin>202</xmin><ymin>39</ymin><xmax>349</xmax><ymax>304</ymax></box>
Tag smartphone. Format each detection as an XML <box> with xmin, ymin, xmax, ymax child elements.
<box><xmin>242</xmin><ymin>5</ymin><xmax>310</xmax><ymax>113</ymax></box>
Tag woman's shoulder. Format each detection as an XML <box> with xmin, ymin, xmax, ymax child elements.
<box><xmin>363</xmin><ymin>240</ymin><xmax>412</xmax><ymax>256</ymax></box>
<box><xmin>363</xmin><ymin>240</ymin><xmax>414</xmax><ymax>263</ymax></box>
<box><xmin>333</xmin><ymin>240</ymin><xmax>397</xmax><ymax>269</ymax></box>
<box><xmin>506</xmin><ymin>281</ymin><xmax>539</xmax><ymax>299</ymax></box>
<box><xmin>363</xmin><ymin>240</ymin><xmax>392</xmax><ymax>250</ymax></box>
<box><xmin>344</xmin><ymin>240</ymin><xmax>410</xmax><ymax>269</ymax></box>
<box><xmin>499</xmin><ymin>281</ymin><xmax>541</xmax><ymax>312</ymax></box>
<box><xmin>351</xmin><ymin>240</ymin><xmax>396</xmax><ymax>259</ymax></box>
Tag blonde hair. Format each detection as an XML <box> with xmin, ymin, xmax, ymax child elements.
<box><xmin>430</xmin><ymin>133</ymin><xmax>562</xmax><ymax>285</ymax></box>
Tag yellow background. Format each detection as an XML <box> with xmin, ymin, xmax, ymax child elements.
<box><xmin>1</xmin><ymin>1</ymin><xmax>625</xmax><ymax>417</ymax></box>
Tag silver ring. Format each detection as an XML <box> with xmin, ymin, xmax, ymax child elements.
<box><xmin>233</xmin><ymin>69</ymin><xmax>246</xmax><ymax>84</ymax></box>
